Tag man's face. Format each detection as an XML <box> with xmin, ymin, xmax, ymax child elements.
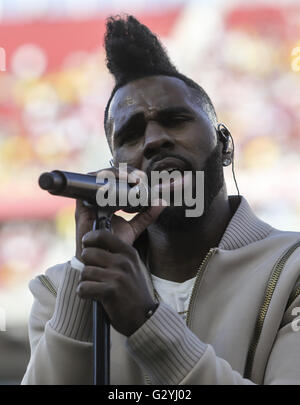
<box><xmin>107</xmin><ymin>75</ymin><xmax>224</xmax><ymax>225</ymax></box>
<box><xmin>107</xmin><ymin>75</ymin><xmax>218</xmax><ymax>173</ymax></box>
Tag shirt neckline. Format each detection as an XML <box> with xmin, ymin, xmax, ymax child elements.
<box><xmin>151</xmin><ymin>273</ymin><xmax>197</xmax><ymax>287</ymax></box>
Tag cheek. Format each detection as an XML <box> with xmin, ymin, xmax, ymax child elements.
<box><xmin>180</xmin><ymin>128</ymin><xmax>216</xmax><ymax>152</ymax></box>
<box><xmin>113</xmin><ymin>145</ymin><xmax>143</xmax><ymax>168</ymax></box>
<box><xmin>190</xmin><ymin>122</ymin><xmax>217</xmax><ymax>151</ymax></box>
<box><xmin>178</xmin><ymin>125</ymin><xmax>217</xmax><ymax>167</ymax></box>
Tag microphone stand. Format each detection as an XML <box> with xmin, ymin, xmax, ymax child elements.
<box><xmin>92</xmin><ymin>207</ymin><xmax>112</xmax><ymax>385</ymax></box>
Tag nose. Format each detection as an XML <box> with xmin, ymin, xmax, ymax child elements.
<box><xmin>143</xmin><ymin>121</ymin><xmax>175</xmax><ymax>160</ymax></box>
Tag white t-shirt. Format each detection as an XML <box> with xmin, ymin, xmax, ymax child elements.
<box><xmin>71</xmin><ymin>256</ymin><xmax>196</xmax><ymax>321</ymax></box>
<box><xmin>151</xmin><ymin>274</ymin><xmax>196</xmax><ymax>321</ymax></box>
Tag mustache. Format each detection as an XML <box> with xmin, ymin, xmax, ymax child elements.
<box><xmin>146</xmin><ymin>152</ymin><xmax>194</xmax><ymax>179</ymax></box>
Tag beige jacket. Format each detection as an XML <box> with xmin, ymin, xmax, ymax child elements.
<box><xmin>22</xmin><ymin>196</ymin><xmax>300</xmax><ymax>385</ymax></box>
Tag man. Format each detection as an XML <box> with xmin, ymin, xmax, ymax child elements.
<box><xmin>22</xmin><ymin>16</ymin><xmax>300</xmax><ymax>385</ymax></box>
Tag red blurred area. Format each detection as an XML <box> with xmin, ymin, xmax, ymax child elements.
<box><xmin>0</xmin><ymin>9</ymin><xmax>181</xmax><ymax>73</ymax></box>
<box><xmin>0</xmin><ymin>8</ymin><xmax>182</xmax><ymax>221</ymax></box>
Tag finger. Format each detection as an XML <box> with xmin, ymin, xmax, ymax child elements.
<box><xmin>109</xmin><ymin>214</ymin><xmax>136</xmax><ymax>245</ymax></box>
<box><xmin>124</xmin><ymin>167</ymin><xmax>147</xmax><ymax>185</ymax></box>
<box><xmin>95</xmin><ymin>167</ymin><xmax>122</xmax><ymax>184</ymax></box>
<box><xmin>80</xmin><ymin>266</ymin><xmax>114</xmax><ymax>283</ymax></box>
<box><xmin>82</xmin><ymin>230</ymin><xmax>135</xmax><ymax>256</ymax></box>
<box><xmin>96</xmin><ymin>165</ymin><xmax>146</xmax><ymax>185</ymax></box>
<box><xmin>76</xmin><ymin>280</ymin><xmax>112</xmax><ymax>301</ymax></box>
<box><xmin>127</xmin><ymin>201</ymin><xmax>167</xmax><ymax>242</ymax></box>
<box><xmin>75</xmin><ymin>199</ymin><xmax>96</xmax><ymax>220</ymax></box>
<box><xmin>81</xmin><ymin>246</ymin><xmax>115</xmax><ymax>267</ymax></box>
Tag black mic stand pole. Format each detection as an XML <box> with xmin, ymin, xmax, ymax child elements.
<box><xmin>92</xmin><ymin>207</ymin><xmax>111</xmax><ymax>385</ymax></box>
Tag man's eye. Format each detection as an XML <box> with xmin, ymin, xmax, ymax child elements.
<box><xmin>119</xmin><ymin>130</ymin><xmax>140</xmax><ymax>146</ymax></box>
<box><xmin>165</xmin><ymin>116</ymin><xmax>192</xmax><ymax>126</ymax></box>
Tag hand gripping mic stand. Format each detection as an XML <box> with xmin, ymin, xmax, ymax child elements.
<box><xmin>38</xmin><ymin>170</ymin><xmax>114</xmax><ymax>385</ymax></box>
<box><xmin>38</xmin><ymin>170</ymin><xmax>150</xmax><ymax>386</ymax></box>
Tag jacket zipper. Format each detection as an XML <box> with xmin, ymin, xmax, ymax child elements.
<box><xmin>244</xmin><ymin>239</ymin><xmax>300</xmax><ymax>380</ymax></box>
<box><xmin>144</xmin><ymin>248</ymin><xmax>216</xmax><ymax>385</ymax></box>
<box><xmin>287</xmin><ymin>285</ymin><xmax>300</xmax><ymax>309</ymax></box>
<box><xmin>38</xmin><ymin>275</ymin><xmax>57</xmax><ymax>297</ymax></box>
<box><xmin>186</xmin><ymin>248</ymin><xmax>216</xmax><ymax>327</ymax></box>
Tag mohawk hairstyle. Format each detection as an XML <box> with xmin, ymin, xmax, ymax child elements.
<box><xmin>104</xmin><ymin>15</ymin><xmax>218</xmax><ymax>141</ymax></box>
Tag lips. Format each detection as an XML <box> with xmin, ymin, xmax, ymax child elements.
<box><xmin>151</xmin><ymin>157</ymin><xmax>189</xmax><ymax>174</ymax></box>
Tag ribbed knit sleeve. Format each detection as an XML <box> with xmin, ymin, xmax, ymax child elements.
<box><xmin>49</xmin><ymin>263</ymin><xmax>93</xmax><ymax>342</ymax></box>
<box><xmin>126</xmin><ymin>301</ymin><xmax>207</xmax><ymax>385</ymax></box>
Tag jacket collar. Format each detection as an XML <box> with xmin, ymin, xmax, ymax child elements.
<box><xmin>135</xmin><ymin>195</ymin><xmax>274</xmax><ymax>263</ymax></box>
<box><xmin>218</xmin><ymin>195</ymin><xmax>273</xmax><ymax>250</ymax></box>
<box><xmin>138</xmin><ymin>195</ymin><xmax>273</xmax><ymax>297</ymax></box>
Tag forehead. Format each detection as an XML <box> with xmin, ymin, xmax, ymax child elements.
<box><xmin>108</xmin><ymin>76</ymin><xmax>197</xmax><ymax>129</ymax></box>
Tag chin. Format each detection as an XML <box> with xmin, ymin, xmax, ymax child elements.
<box><xmin>155</xmin><ymin>204</ymin><xmax>207</xmax><ymax>232</ymax></box>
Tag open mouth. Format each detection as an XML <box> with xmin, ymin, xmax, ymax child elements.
<box><xmin>148</xmin><ymin>158</ymin><xmax>194</xmax><ymax>198</ymax></box>
<box><xmin>151</xmin><ymin>157</ymin><xmax>190</xmax><ymax>174</ymax></box>
<box><xmin>159</xmin><ymin>168</ymin><xmax>185</xmax><ymax>175</ymax></box>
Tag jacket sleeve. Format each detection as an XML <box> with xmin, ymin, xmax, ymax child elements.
<box><xmin>126</xmin><ymin>295</ymin><xmax>300</xmax><ymax>385</ymax></box>
<box><xmin>263</xmin><ymin>292</ymin><xmax>300</xmax><ymax>384</ymax></box>
<box><xmin>126</xmin><ymin>301</ymin><xmax>256</xmax><ymax>385</ymax></box>
<box><xmin>21</xmin><ymin>262</ymin><xmax>93</xmax><ymax>385</ymax></box>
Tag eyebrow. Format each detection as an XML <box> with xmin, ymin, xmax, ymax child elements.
<box><xmin>113</xmin><ymin>106</ymin><xmax>194</xmax><ymax>143</ymax></box>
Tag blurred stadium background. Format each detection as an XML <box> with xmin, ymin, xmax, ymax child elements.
<box><xmin>0</xmin><ymin>0</ymin><xmax>299</xmax><ymax>384</ymax></box>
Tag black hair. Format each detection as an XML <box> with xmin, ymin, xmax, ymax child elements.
<box><xmin>104</xmin><ymin>15</ymin><xmax>218</xmax><ymax>143</ymax></box>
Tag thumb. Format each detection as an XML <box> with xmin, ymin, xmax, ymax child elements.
<box><xmin>128</xmin><ymin>200</ymin><xmax>167</xmax><ymax>243</ymax></box>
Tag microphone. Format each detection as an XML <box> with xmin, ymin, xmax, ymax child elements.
<box><xmin>38</xmin><ymin>170</ymin><xmax>149</xmax><ymax>214</ymax></box>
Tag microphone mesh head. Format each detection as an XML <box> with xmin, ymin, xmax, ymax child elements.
<box><xmin>39</xmin><ymin>173</ymin><xmax>54</xmax><ymax>190</ymax></box>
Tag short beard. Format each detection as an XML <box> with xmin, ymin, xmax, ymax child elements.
<box><xmin>154</xmin><ymin>144</ymin><xmax>224</xmax><ymax>232</ymax></box>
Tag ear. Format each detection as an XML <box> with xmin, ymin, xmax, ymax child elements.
<box><xmin>217</xmin><ymin>123</ymin><xmax>234</xmax><ymax>167</ymax></box>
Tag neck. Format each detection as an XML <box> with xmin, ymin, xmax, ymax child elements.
<box><xmin>146</xmin><ymin>189</ymin><xmax>233</xmax><ymax>283</ymax></box>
